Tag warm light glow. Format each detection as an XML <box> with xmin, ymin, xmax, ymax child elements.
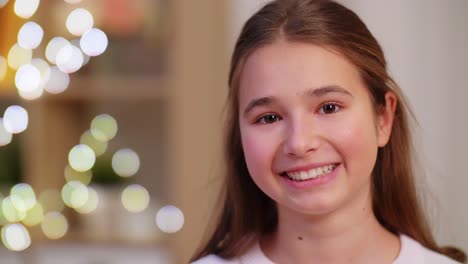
<box><xmin>80</xmin><ymin>130</ymin><xmax>107</xmax><ymax>156</ymax></box>
<box><xmin>44</xmin><ymin>66</ymin><xmax>70</xmax><ymax>94</ymax></box>
<box><xmin>15</xmin><ymin>64</ymin><xmax>41</xmax><ymax>93</ymax></box>
<box><xmin>7</xmin><ymin>43</ymin><xmax>32</xmax><ymax>70</ymax></box>
<box><xmin>66</xmin><ymin>8</ymin><xmax>94</xmax><ymax>36</ymax></box>
<box><xmin>17</xmin><ymin>22</ymin><xmax>43</xmax><ymax>49</ymax></box>
<box><xmin>0</xmin><ymin>119</ymin><xmax>13</xmax><ymax>146</ymax></box>
<box><xmin>121</xmin><ymin>184</ymin><xmax>149</xmax><ymax>213</ymax></box>
<box><xmin>90</xmin><ymin>114</ymin><xmax>118</xmax><ymax>142</ymax></box>
<box><xmin>75</xmin><ymin>186</ymin><xmax>98</xmax><ymax>214</ymax></box>
<box><xmin>1</xmin><ymin>223</ymin><xmax>31</xmax><ymax>251</ymax></box>
<box><xmin>156</xmin><ymin>205</ymin><xmax>185</xmax><ymax>233</ymax></box>
<box><xmin>0</xmin><ymin>56</ymin><xmax>7</xmax><ymax>81</ymax></box>
<box><xmin>45</xmin><ymin>37</ymin><xmax>69</xmax><ymax>65</ymax></box>
<box><xmin>22</xmin><ymin>202</ymin><xmax>44</xmax><ymax>226</ymax></box>
<box><xmin>3</xmin><ymin>105</ymin><xmax>28</xmax><ymax>134</ymax></box>
<box><xmin>14</xmin><ymin>0</ymin><xmax>40</xmax><ymax>19</ymax></box>
<box><xmin>38</xmin><ymin>189</ymin><xmax>64</xmax><ymax>213</ymax></box>
<box><xmin>11</xmin><ymin>183</ymin><xmax>36</xmax><ymax>211</ymax></box>
<box><xmin>61</xmin><ymin>181</ymin><xmax>89</xmax><ymax>208</ymax></box>
<box><xmin>80</xmin><ymin>28</ymin><xmax>108</xmax><ymax>56</ymax></box>
<box><xmin>68</xmin><ymin>144</ymin><xmax>96</xmax><ymax>172</ymax></box>
<box><xmin>112</xmin><ymin>149</ymin><xmax>140</xmax><ymax>178</ymax></box>
<box><xmin>41</xmin><ymin>212</ymin><xmax>68</xmax><ymax>239</ymax></box>
<box><xmin>56</xmin><ymin>44</ymin><xmax>84</xmax><ymax>73</ymax></box>
<box><xmin>64</xmin><ymin>165</ymin><xmax>92</xmax><ymax>185</ymax></box>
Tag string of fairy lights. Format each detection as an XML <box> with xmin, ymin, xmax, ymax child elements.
<box><xmin>0</xmin><ymin>0</ymin><xmax>184</xmax><ymax>252</ymax></box>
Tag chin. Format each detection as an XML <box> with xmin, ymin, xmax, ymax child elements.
<box><xmin>280</xmin><ymin>194</ymin><xmax>344</xmax><ymax>218</ymax></box>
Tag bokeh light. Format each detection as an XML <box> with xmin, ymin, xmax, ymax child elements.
<box><xmin>2</xmin><ymin>196</ymin><xmax>26</xmax><ymax>223</ymax></box>
<box><xmin>44</xmin><ymin>66</ymin><xmax>70</xmax><ymax>94</ymax></box>
<box><xmin>22</xmin><ymin>202</ymin><xmax>44</xmax><ymax>227</ymax></box>
<box><xmin>19</xmin><ymin>58</ymin><xmax>49</xmax><ymax>100</ymax></box>
<box><xmin>9</xmin><ymin>194</ymin><xmax>27</xmax><ymax>213</ymax></box>
<box><xmin>121</xmin><ymin>184</ymin><xmax>149</xmax><ymax>213</ymax></box>
<box><xmin>0</xmin><ymin>56</ymin><xmax>7</xmax><ymax>81</ymax></box>
<box><xmin>68</xmin><ymin>144</ymin><xmax>96</xmax><ymax>172</ymax></box>
<box><xmin>7</xmin><ymin>43</ymin><xmax>32</xmax><ymax>70</ymax></box>
<box><xmin>1</xmin><ymin>223</ymin><xmax>31</xmax><ymax>251</ymax></box>
<box><xmin>70</xmin><ymin>38</ymin><xmax>90</xmax><ymax>65</ymax></box>
<box><xmin>3</xmin><ymin>105</ymin><xmax>28</xmax><ymax>134</ymax></box>
<box><xmin>112</xmin><ymin>149</ymin><xmax>140</xmax><ymax>177</ymax></box>
<box><xmin>17</xmin><ymin>22</ymin><xmax>43</xmax><ymax>49</ymax></box>
<box><xmin>56</xmin><ymin>44</ymin><xmax>84</xmax><ymax>73</ymax></box>
<box><xmin>0</xmin><ymin>196</ymin><xmax>8</xmax><ymax>226</ymax></box>
<box><xmin>66</xmin><ymin>8</ymin><xmax>94</xmax><ymax>36</ymax></box>
<box><xmin>75</xmin><ymin>186</ymin><xmax>98</xmax><ymax>214</ymax></box>
<box><xmin>11</xmin><ymin>183</ymin><xmax>36</xmax><ymax>211</ymax></box>
<box><xmin>31</xmin><ymin>58</ymin><xmax>51</xmax><ymax>88</ymax></box>
<box><xmin>64</xmin><ymin>165</ymin><xmax>92</xmax><ymax>185</ymax></box>
<box><xmin>15</xmin><ymin>64</ymin><xmax>41</xmax><ymax>93</ymax></box>
<box><xmin>64</xmin><ymin>0</ymin><xmax>82</xmax><ymax>4</ymax></box>
<box><xmin>45</xmin><ymin>37</ymin><xmax>69</xmax><ymax>65</ymax></box>
<box><xmin>14</xmin><ymin>0</ymin><xmax>40</xmax><ymax>19</ymax></box>
<box><xmin>18</xmin><ymin>86</ymin><xmax>43</xmax><ymax>100</ymax></box>
<box><xmin>0</xmin><ymin>119</ymin><xmax>13</xmax><ymax>146</ymax></box>
<box><xmin>0</xmin><ymin>0</ymin><xmax>9</xmax><ymax>8</ymax></box>
<box><xmin>41</xmin><ymin>212</ymin><xmax>68</xmax><ymax>239</ymax></box>
<box><xmin>80</xmin><ymin>130</ymin><xmax>107</xmax><ymax>156</ymax></box>
<box><xmin>90</xmin><ymin>114</ymin><xmax>118</xmax><ymax>142</ymax></box>
<box><xmin>80</xmin><ymin>28</ymin><xmax>108</xmax><ymax>56</ymax></box>
<box><xmin>38</xmin><ymin>189</ymin><xmax>64</xmax><ymax>213</ymax></box>
<box><xmin>61</xmin><ymin>181</ymin><xmax>89</xmax><ymax>208</ymax></box>
<box><xmin>155</xmin><ymin>205</ymin><xmax>185</xmax><ymax>233</ymax></box>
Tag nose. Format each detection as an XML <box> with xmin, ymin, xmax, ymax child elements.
<box><xmin>282</xmin><ymin>119</ymin><xmax>321</xmax><ymax>158</ymax></box>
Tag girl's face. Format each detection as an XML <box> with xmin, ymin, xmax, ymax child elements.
<box><xmin>238</xmin><ymin>41</ymin><xmax>395</xmax><ymax>217</ymax></box>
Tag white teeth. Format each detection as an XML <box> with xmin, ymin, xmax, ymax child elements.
<box><xmin>286</xmin><ymin>164</ymin><xmax>336</xmax><ymax>181</ymax></box>
<box><xmin>309</xmin><ymin>169</ymin><xmax>316</xmax><ymax>178</ymax></box>
<box><xmin>317</xmin><ymin>167</ymin><xmax>323</xmax><ymax>175</ymax></box>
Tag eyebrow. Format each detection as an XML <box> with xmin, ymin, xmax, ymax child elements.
<box><xmin>243</xmin><ymin>85</ymin><xmax>352</xmax><ymax>117</ymax></box>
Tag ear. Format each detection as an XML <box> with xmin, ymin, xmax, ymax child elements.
<box><xmin>377</xmin><ymin>92</ymin><xmax>397</xmax><ymax>147</ymax></box>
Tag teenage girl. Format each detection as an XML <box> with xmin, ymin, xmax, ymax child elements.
<box><xmin>191</xmin><ymin>0</ymin><xmax>467</xmax><ymax>263</ymax></box>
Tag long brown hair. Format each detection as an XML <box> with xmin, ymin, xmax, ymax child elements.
<box><xmin>192</xmin><ymin>0</ymin><xmax>466</xmax><ymax>262</ymax></box>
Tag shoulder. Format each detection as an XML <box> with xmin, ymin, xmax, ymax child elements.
<box><xmin>421</xmin><ymin>247</ymin><xmax>463</xmax><ymax>264</ymax></box>
<box><xmin>191</xmin><ymin>255</ymin><xmax>239</xmax><ymax>264</ymax></box>
<box><xmin>395</xmin><ymin>234</ymin><xmax>462</xmax><ymax>264</ymax></box>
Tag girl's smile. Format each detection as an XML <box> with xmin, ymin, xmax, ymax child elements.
<box><xmin>279</xmin><ymin>162</ymin><xmax>340</xmax><ymax>189</ymax></box>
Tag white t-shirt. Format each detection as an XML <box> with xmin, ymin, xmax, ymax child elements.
<box><xmin>192</xmin><ymin>234</ymin><xmax>462</xmax><ymax>264</ymax></box>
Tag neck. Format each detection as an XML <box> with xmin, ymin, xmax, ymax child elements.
<box><xmin>261</xmin><ymin>189</ymin><xmax>400</xmax><ymax>264</ymax></box>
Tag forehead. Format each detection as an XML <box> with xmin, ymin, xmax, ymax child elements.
<box><xmin>238</xmin><ymin>41</ymin><xmax>365</xmax><ymax>101</ymax></box>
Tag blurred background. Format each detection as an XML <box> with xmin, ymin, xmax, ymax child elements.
<box><xmin>0</xmin><ymin>0</ymin><xmax>466</xmax><ymax>263</ymax></box>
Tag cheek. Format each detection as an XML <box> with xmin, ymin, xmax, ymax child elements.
<box><xmin>241</xmin><ymin>127</ymin><xmax>278</xmax><ymax>179</ymax></box>
<box><xmin>333</xmin><ymin>114</ymin><xmax>379</xmax><ymax>176</ymax></box>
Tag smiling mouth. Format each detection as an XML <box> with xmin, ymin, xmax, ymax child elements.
<box><xmin>280</xmin><ymin>163</ymin><xmax>339</xmax><ymax>182</ymax></box>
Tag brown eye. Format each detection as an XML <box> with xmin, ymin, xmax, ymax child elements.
<box><xmin>257</xmin><ymin>114</ymin><xmax>280</xmax><ymax>124</ymax></box>
<box><xmin>320</xmin><ymin>103</ymin><xmax>340</xmax><ymax>114</ymax></box>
